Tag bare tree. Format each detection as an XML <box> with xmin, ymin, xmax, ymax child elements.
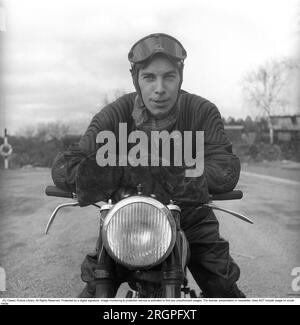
<box><xmin>242</xmin><ymin>58</ymin><xmax>297</xmax><ymax>144</ymax></box>
<box><xmin>16</xmin><ymin>125</ymin><xmax>36</xmax><ymax>138</ymax></box>
<box><xmin>36</xmin><ymin>122</ymin><xmax>70</xmax><ymax>141</ymax></box>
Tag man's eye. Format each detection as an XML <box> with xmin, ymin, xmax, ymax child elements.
<box><xmin>165</xmin><ymin>74</ymin><xmax>176</xmax><ymax>80</ymax></box>
<box><xmin>144</xmin><ymin>75</ymin><xmax>155</xmax><ymax>81</ymax></box>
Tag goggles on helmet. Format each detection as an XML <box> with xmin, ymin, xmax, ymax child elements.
<box><xmin>128</xmin><ymin>33</ymin><xmax>187</xmax><ymax>64</ymax></box>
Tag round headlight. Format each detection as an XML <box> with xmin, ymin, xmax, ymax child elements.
<box><xmin>102</xmin><ymin>196</ymin><xmax>176</xmax><ymax>269</ymax></box>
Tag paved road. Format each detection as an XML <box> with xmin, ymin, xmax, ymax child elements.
<box><xmin>0</xmin><ymin>168</ymin><xmax>299</xmax><ymax>298</ymax></box>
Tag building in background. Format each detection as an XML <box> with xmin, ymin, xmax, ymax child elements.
<box><xmin>224</xmin><ymin>125</ymin><xmax>244</xmax><ymax>143</ymax></box>
<box><xmin>270</xmin><ymin>115</ymin><xmax>300</xmax><ymax>141</ymax></box>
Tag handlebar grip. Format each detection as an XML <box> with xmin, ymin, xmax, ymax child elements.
<box><xmin>209</xmin><ymin>190</ymin><xmax>243</xmax><ymax>201</ymax></box>
<box><xmin>45</xmin><ymin>185</ymin><xmax>74</xmax><ymax>198</ymax></box>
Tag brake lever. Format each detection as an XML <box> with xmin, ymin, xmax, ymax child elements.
<box><xmin>202</xmin><ymin>203</ymin><xmax>254</xmax><ymax>224</ymax></box>
<box><xmin>45</xmin><ymin>202</ymin><xmax>79</xmax><ymax>234</ymax></box>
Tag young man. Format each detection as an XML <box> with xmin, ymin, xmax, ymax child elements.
<box><xmin>52</xmin><ymin>33</ymin><xmax>245</xmax><ymax>298</ymax></box>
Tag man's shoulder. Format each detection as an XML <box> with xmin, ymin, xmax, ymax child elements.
<box><xmin>93</xmin><ymin>92</ymin><xmax>136</xmax><ymax>119</ymax></box>
<box><xmin>114</xmin><ymin>92</ymin><xmax>136</xmax><ymax>105</ymax></box>
<box><xmin>180</xmin><ymin>90</ymin><xmax>218</xmax><ymax>114</ymax></box>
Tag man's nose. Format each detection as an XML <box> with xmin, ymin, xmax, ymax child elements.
<box><xmin>154</xmin><ymin>78</ymin><xmax>166</xmax><ymax>94</ymax></box>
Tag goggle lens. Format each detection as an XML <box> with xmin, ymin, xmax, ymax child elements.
<box><xmin>128</xmin><ymin>33</ymin><xmax>187</xmax><ymax>63</ymax></box>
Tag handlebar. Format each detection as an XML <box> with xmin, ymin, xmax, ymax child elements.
<box><xmin>209</xmin><ymin>190</ymin><xmax>243</xmax><ymax>201</ymax></box>
<box><xmin>44</xmin><ymin>186</ymin><xmax>250</xmax><ymax>232</ymax></box>
<box><xmin>45</xmin><ymin>185</ymin><xmax>75</xmax><ymax>199</ymax></box>
<box><xmin>45</xmin><ymin>185</ymin><xmax>243</xmax><ymax>202</ymax></box>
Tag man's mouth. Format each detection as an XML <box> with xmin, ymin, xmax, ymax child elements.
<box><xmin>152</xmin><ymin>99</ymin><xmax>169</xmax><ymax>105</ymax></box>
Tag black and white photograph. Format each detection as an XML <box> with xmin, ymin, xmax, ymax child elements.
<box><xmin>0</xmin><ymin>0</ymin><xmax>299</xmax><ymax>304</ymax></box>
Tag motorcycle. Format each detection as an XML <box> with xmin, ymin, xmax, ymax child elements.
<box><xmin>45</xmin><ymin>184</ymin><xmax>253</xmax><ymax>298</ymax></box>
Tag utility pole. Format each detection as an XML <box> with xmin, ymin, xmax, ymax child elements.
<box><xmin>0</xmin><ymin>128</ymin><xmax>12</xmax><ymax>169</ymax></box>
<box><xmin>0</xmin><ymin>1</ymin><xmax>7</xmax><ymax>153</ymax></box>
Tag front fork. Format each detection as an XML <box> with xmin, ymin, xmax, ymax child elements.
<box><xmin>94</xmin><ymin>207</ymin><xmax>188</xmax><ymax>298</ymax></box>
<box><xmin>162</xmin><ymin>209</ymin><xmax>188</xmax><ymax>298</ymax></box>
<box><xmin>93</xmin><ymin>206</ymin><xmax>117</xmax><ymax>298</ymax></box>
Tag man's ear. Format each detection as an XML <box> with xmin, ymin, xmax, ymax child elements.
<box><xmin>131</xmin><ymin>75</ymin><xmax>136</xmax><ymax>89</ymax></box>
<box><xmin>178</xmin><ymin>63</ymin><xmax>184</xmax><ymax>86</ymax></box>
<box><xmin>180</xmin><ymin>63</ymin><xmax>184</xmax><ymax>75</ymax></box>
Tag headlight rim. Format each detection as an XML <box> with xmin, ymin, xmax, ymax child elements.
<box><xmin>102</xmin><ymin>196</ymin><xmax>177</xmax><ymax>269</ymax></box>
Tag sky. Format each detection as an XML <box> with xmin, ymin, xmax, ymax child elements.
<box><xmin>0</xmin><ymin>0</ymin><xmax>299</xmax><ymax>135</ymax></box>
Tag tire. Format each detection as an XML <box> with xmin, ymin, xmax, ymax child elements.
<box><xmin>125</xmin><ymin>290</ymin><xmax>134</xmax><ymax>298</ymax></box>
<box><xmin>190</xmin><ymin>289</ymin><xmax>197</xmax><ymax>298</ymax></box>
<box><xmin>136</xmin><ymin>282</ymin><xmax>163</xmax><ymax>298</ymax></box>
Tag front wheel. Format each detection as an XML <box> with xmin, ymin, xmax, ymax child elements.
<box><xmin>136</xmin><ymin>282</ymin><xmax>163</xmax><ymax>298</ymax></box>
<box><xmin>125</xmin><ymin>290</ymin><xmax>134</xmax><ymax>298</ymax></box>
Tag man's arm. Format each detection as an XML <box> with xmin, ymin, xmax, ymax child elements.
<box><xmin>203</xmin><ymin>105</ymin><xmax>241</xmax><ymax>194</ymax></box>
<box><xmin>51</xmin><ymin>108</ymin><xmax>115</xmax><ymax>192</ymax></box>
<box><xmin>50</xmin><ymin>93</ymin><xmax>135</xmax><ymax>193</ymax></box>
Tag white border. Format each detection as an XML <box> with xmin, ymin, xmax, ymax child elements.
<box><xmin>1</xmin><ymin>297</ymin><xmax>300</xmax><ymax>305</ymax></box>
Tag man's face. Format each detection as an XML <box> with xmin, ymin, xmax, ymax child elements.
<box><xmin>138</xmin><ymin>55</ymin><xmax>181</xmax><ymax>119</ymax></box>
